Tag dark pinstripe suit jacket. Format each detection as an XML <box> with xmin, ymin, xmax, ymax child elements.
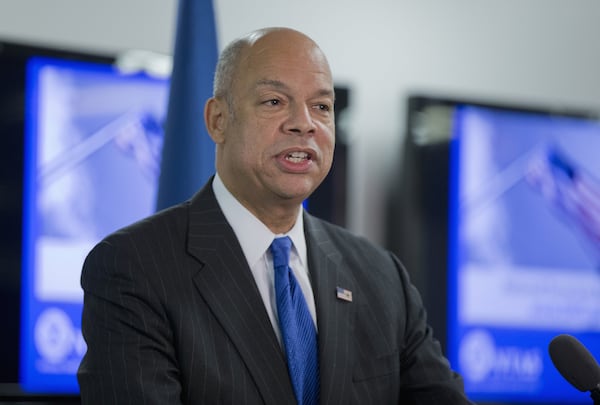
<box><xmin>78</xmin><ymin>180</ymin><xmax>473</xmax><ymax>404</ymax></box>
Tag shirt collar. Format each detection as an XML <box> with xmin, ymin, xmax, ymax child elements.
<box><xmin>212</xmin><ymin>173</ymin><xmax>307</xmax><ymax>267</ymax></box>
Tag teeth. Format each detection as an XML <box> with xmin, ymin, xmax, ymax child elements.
<box><xmin>286</xmin><ymin>152</ymin><xmax>309</xmax><ymax>163</ymax></box>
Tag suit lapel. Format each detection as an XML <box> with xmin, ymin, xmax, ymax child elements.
<box><xmin>186</xmin><ymin>183</ymin><xmax>296</xmax><ymax>405</ymax></box>
<box><xmin>305</xmin><ymin>214</ymin><xmax>357</xmax><ymax>405</ymax></box>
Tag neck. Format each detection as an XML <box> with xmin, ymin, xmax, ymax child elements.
<box><xmin>215</xmin><ymin>170</ymin><xmax>304</xmax><ymax>234</ymax></box>
<box><xmin>244</xmin><ymin>200</ymin><xmax>301</xmax><ymax>234</ymax></box>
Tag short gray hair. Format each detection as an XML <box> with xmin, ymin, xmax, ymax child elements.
<box><xmin>212</xmin><ymin>38</ymin><xmax>247</xmax><ymax>105</ymax></box>
<box><xmin>212</xmin><ymin>28</ymin><xmax>286</xmax><ymax>108</ymax></box>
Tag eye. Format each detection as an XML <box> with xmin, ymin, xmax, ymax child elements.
<box><xmin>315</xmin><ymin>103</ymin><xmax>332</xmax><ymax>112</ymax></box>
<box><xmin>264</xmin><ymin>99</ymin><xmax>280</xmax><ymax>106</ymax></box>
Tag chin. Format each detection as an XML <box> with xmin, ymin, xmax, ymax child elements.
<box><xmin>277</xmin><ymin>187</ymin><xmax>314</xmax><ymax>204</ymax></box>
<box><xmin>273</xmin><ymin>176</ymin><xmax>323</xmax><ymax>202</ymax></box>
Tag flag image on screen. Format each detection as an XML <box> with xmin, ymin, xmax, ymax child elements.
<box><xmin>526</xmin><ymin>146</ymin><xmax>600</xmax><ymax>264</ymax></box>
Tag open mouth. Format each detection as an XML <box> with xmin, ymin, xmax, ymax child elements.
<box><xmin>285</xmin><ymin>151</ymin><xmax>311</xmax><ymax>163</ymax></box>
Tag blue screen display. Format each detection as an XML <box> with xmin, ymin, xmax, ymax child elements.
<box><xmin>448</xmin><ymin>104</ymin><xmax>600</xmax><ymax>403</ymax></box>
<box><xmin>21</xmin><ymin>57</ymin><xmax>169</xmax><ymax>393</ymax></box>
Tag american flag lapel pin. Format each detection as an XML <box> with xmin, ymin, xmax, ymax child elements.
<box><xmin>336</xmin><ymin>286</ymin><xmax>353</xmax><ymax>302</ymax></box>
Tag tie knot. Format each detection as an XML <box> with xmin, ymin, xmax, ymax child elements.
<box><xmin>270</xmin><ymin>236</ymin><xmax>292</xmax><ymax>269</ymax></box>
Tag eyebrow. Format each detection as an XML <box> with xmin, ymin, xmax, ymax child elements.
<box><xmin>255</xmin><ymin>78</ymin><xmax>287</xmax><ymax>89</ymax></box>
<box><xmin>254</xmin><ymin>79</ymin><xmax>336</xmax><ymax>101</ymax></box>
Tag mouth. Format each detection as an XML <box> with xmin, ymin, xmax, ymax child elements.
<box><xmin>285</xmin><ymin>151</ymin><xmax>312</xmax><ymax>163</ymax></box>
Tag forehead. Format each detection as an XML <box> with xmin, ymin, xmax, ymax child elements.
<box><xmin>236</xmin><ymin>32</ymin><xmax>334</xmax><ymax>95</ymax></box>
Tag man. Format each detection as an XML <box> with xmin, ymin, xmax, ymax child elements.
<box><xmin>78</xmin><ymin>27</ymin><xmax>473</xmax><ymax>404</ymax></box>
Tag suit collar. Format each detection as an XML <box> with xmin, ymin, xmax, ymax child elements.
<box><xmin>304</xmin><ymin>213</ymin><xmax>357</xmax><ymax>405</ymax></box>
<box><xmin>186</xmin><ymin>181</ymin><xmax>296</xmax><ymax>405</ymax></box>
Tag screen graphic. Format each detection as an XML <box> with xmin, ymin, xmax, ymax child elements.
<box><xmin>448</xmin><ymin>104</ymin><xmax>600</xmax><ymax>403</ymax></box>
<box><xmin>21</xmin><ymin>57</ymin><xmax>169</xmax><ymax>393</ymax></box>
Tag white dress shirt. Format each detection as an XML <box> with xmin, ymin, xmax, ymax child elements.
<box><xmin>212</xmin><ymin>174</ymin><xmax>318</xmax><ymax>345</ymax></box>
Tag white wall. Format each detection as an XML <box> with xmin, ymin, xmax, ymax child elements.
<box><xmin>1</xmin><ymin>0</ymin><xmax>599</xmax><ymax>244</ymax></box>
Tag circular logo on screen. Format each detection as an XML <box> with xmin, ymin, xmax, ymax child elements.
<box><xmin>34</xmin><ymin>307</ymin><xmax>75</xmax><ymax>364</ymax></box>
<box><xmin>459</xmin><ymin>329</ymin><xmax>496</xmax><ymax>383</ymax></box>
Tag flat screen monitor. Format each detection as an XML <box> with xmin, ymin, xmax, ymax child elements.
<box><xmin>449</xmin><ymin>100</ymin><xmax>600</xmax><ymax>403</ymax></box>
<box><xmin>0</xmin><ymin>41</ymin><xmax>170</xmax><ymax>399</ymax></box>
<box><xmin>21</xmin><ymin>56</ymin><xmax>170</xmax><ymax>394</ymax></box>
<box><xmin>393</xmin><ymin>95</ymin><xmax>600</xmax><ymax>404</ymax></box>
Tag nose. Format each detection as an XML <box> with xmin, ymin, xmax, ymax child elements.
<box><xmin>283</xmin><ymin>102</ymin><xmax>316</xmax><ymax>135</ymax></box>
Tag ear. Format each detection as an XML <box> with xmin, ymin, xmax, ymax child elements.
<box><xmin>204</xmin><ymin>97</ymin><xmax>228</xmax><ymax>144</ymax></box>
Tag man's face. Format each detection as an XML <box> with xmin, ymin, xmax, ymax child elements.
<box><xmin>215</xmin><ymin>31</ymin><xmax>335</xmax><ymax>213</ymax></box>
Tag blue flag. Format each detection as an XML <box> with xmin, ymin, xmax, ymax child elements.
<box><xmin>156</xmin><ymin>0</ymin><xmax>218</xmax><ymax>210</ymax></box>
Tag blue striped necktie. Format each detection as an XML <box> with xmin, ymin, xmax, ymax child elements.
<box><xmin>270</xmin><ymin>236</ymin><xmax>320</xmax><ymax>405</ymax></box>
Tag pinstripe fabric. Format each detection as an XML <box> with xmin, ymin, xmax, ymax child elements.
<box><xmin>78</xmin><ymin>178</ymin><xmax>473</xmax><ymax>404</ymax></box>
